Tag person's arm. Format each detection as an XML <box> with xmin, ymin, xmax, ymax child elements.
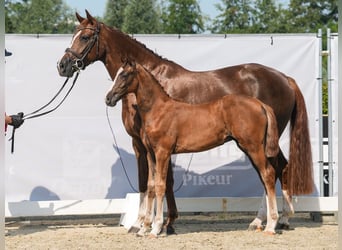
<box><xmin>5</xmin><ymin>114</ymin><xmax>12</xmax><ymax>125</ymax></box>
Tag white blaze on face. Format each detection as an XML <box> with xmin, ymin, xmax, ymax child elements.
<box><xmin>107</xmin><ymin>67</ymin><xmax>124</xmax><ymax>95</ymax></box>
<box><xmin>70</xmin><ymin>30</ymin><xmax>82</xmax><ymax>47</ymax></box>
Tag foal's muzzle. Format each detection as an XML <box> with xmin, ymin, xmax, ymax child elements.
<box><xmin>105</xmin><ymin>94</ymin><xmax>119</xmax><ymax>107</ymax></box>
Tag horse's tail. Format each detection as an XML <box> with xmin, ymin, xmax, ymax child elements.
<box><xmin>262</xmin><ymin>103</ymin><xmax>279</xmax><ymax>158</ymax></box>
<box><xmin>286</xmin><ymin>77</ymin><xmax>314</xmax><ymax>195</ymax></box>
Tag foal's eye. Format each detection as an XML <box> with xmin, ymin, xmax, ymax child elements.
<box><xmin>120</xmin><ymin>72</ymin><xmax>129</xmax><ymax>78</ymax></box>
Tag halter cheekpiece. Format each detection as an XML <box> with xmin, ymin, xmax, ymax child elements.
<box><xmin>65</xmin><ymin>22</ymin><xmax>101</xmax><ymax>71</ymax></box>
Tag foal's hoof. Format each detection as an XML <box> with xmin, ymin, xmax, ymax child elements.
<box><xmin>148</xmin><ymin>233</ymin><xmax>158</xmax><ymax>239</ymax></box>
<box><xmin>263</xmin><ymin>230</ymin><xmax>276</xmax><ymax>236</ymax></box>
<box><xmin>264</xmin><ymin>229</ymin><xmax>276</xmax><ymax>236</ymax></box>
<box><xmin>136</xmin><ymin>228</ymin><xmax>147</xmax><ymax>237</ymax></box>
<box><xmin>276</xmin><ymin>223</ymin><xmax>291</xmax><ymax>230</ymax></box>
<box><xmin>128</xmin><ymin>226</ymin><xmax>141</xmax><ymax>234</ymax></box>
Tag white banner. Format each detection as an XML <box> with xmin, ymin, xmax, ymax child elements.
<box><xmin>5</xmin><ymin>34</ymin><xmax>320</xmax><ymax>205</ymax></box>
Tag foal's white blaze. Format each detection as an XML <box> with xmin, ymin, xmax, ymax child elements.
<box><xmin>70</xmin><ymin>30</ymin><xmax>82</xmax><ymax>47</ymax></box>
<box><xmin>107</xmin><ymin>67</ymin><xmax>124</xmax><ymax>95</ymax></box>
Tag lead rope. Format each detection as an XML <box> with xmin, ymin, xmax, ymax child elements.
<box><xmin>9</xmin><ymin>72</ymin><xmax>80</xmax><ymax>153</ymax></box>
<box><xmin>105</xmin><ymin>106</ymin><xmax>193</xmax><ymax>193</ymax></box>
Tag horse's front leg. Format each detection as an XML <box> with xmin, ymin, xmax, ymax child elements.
<box><xmin>128</xmin><ymin>138</ymin><xmax>149</xmax><ymax>233</ymax></box>
<box><xmin>164</xmin><ymin>160</ymin><xmax>178</xmax><ymax>235</ymax></box>
<box><xmin>150</xmin><ymin>150</ymin><xmax>171</xmax><ymax>237</ymax></box>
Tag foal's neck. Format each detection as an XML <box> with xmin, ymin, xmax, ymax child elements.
<box><xmin>135</xmin><ymin>67</ymin><xmax>170</xmax><ymax>112</ymax></box>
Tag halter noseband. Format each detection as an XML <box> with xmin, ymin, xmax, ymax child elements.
<box><xmin>65</xmin><ymin>22</ymin><xmax>101</xmax><ymax>71</ymax></box>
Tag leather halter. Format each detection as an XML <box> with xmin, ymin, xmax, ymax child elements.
<box><xmin>65</xmin><ymin>22</ymin><xmax>100</xmax><ymax>71</ymax></box>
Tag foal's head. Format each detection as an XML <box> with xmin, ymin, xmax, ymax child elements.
<box><xmin>105</xmin><ymin>61</ymin><xmax>138</xmax><ymax>106</ymax></box>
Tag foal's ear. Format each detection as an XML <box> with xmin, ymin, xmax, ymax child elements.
<box><xmin>122</xmin><ymin>57</ymin><xmax>135</xmax><ymax>69</ymax></box>
<box><xmin>76</xmin><ymin>12</ymin><xmax>85</xmax><ymax>23</ymax></box>
<box><xmin>127</xmin><ymin>60</ymin><xmax>136</xmax><ymax>69</ymax></box>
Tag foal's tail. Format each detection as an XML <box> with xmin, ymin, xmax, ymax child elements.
<box><xmin>262</xmin><ymin>103</ymin><xmax>279</xmax><ymax>158</ymax></box>
<box><xmin>286</xmin><ymin>77</ymin><xmax>314</xmax><ymax>195</ymax></box>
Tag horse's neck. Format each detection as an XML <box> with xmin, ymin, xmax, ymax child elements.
<box><xmin>103</xmin><ymin>26</ymin><xmax>185</xmax><ymax>80</ymax></box>
<box><xmin>135</xmin><ymin>68</ymin><xmax>170</xmax><ymax>113</ymax></box>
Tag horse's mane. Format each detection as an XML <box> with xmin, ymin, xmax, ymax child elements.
<box><xmin>103</xmin><ymin>23</ymin><xmax>176</xmax><ymax>65</ymax></box>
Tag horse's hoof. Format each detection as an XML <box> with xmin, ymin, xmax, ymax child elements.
<box><xmin>276</xmin><ymin>223</ymin><xmax>290</xmax><ymax>230</ymax></box>
<box><xmin>248</xmin><ymin>224</ymin><xmax>264</xmax><ymax>231</ymax></box>
<box><xmin>166</xmin><ymin>225</ymin><xmax>176</xmax><ymax>235</ymax></box>
<box><xmin>255</xmin><ymin>227</ymin><xmax>263</xmax><ymax>232</ymax></box>
<box><xmin>128</xmin><ymin>226</ymin><xmax>141</xmax><ymax>234</ymax></box>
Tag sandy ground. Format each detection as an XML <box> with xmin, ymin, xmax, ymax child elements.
<box><xmin>5</xmin><ymin>212</ymin><xmax>338</xmax><ymax>250</ymax></box>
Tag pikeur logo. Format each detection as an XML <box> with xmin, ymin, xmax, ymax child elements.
<box><xmin>182</xmin><ymin>174</ymin><xmax>233</xmax><ymax>186</ymax></box>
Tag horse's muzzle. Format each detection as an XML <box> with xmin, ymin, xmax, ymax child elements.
<box><xmin>57</xmin><ymin>56</ymin><xmax>76</xmax><ymax>77</ymax></box>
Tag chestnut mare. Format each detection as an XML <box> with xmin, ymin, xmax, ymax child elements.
<box><xmin>57</xmin><ymin>11</ymin><xmax>313</xmax><ymax>234</ymax></box>
<box><xmin>106</xmin><ymin>61</ymin><xmax>280</xmax><ymax>236</ymax></box>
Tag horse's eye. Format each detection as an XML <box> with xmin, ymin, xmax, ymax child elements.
<box><xmin>80</xmin><ymin>35</ymin><xmax>90</xmax><ymax>42</ymax></box>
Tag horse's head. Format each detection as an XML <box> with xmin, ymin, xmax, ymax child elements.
<box><xmin>105</xmin><ymin>60</ymin><xmax>138</xmax><ymax>107</ymax></box>
<box><xmin>57</xmin><ymin>10</ymin><xmax>104</xmax><ymax>77</ymax></box>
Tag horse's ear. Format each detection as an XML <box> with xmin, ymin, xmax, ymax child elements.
<box><xmin>76</xmin><ymin>12</ymin><xmax>85</xmax><ymax>23</ymax></box>
<box><xmin>85</xmin><ymin>9</ymin><xmax>96</xmax><ymax>25</ymax></box>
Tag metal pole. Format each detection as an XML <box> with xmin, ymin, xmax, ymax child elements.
<box><xmin>0</xmin><ymin>0</ymin><xmax>5</xmax><ymax>247</ymax></box>
<box><xmin>337</xmin><ymin>1</ymin><xmax>342</xmax><ymax>247</ymax></box>
<box><xmin>317</xmin><ymin>29</ymin><xmax>324</xmax><ymax>196</ymax></box>
<box><xmin>327</xmin><ymin>28</ymin><xmax>334</xmax><ymax>196</ymax></box>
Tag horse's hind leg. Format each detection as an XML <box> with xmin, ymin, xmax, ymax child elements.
<box><xmin>276</xmin><ymin>151</ymin><xmax>294</xmax><ymax>229</ymax></box>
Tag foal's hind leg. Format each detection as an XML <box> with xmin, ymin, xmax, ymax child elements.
<box><xmin>248</xmin><ymin>149</ymin><xmax>294</xmax><ymax>231</ymax></box>
<box><xmin>248</xmin><ymin>151</ymin><xmax>278</xmax><ymax>234</ymax></box>
<box><xmin>248</xmin><ymin>191</ymin><xmax>267</xmax><ymax>231</ymax></box>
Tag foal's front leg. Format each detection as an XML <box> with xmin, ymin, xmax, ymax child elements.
<box><xmin>128</xmin><ymin>138</ymin><xmax>148</xmax><ymax>233</ymax></box>
<box><xmin>136</xmin><ymin>152</ymin><xmax>156</xmax><ymax>237</ymax></box>
<box><xmin>150</xmin><ymin>151</ymin><xmax>171</xmax><ymax>237</ymax></box>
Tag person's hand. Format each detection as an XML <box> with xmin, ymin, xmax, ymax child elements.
<box><xmin>9</xmin><ymin>112</ymin><xmax>24</xmax><ymax>129</ymax></box>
